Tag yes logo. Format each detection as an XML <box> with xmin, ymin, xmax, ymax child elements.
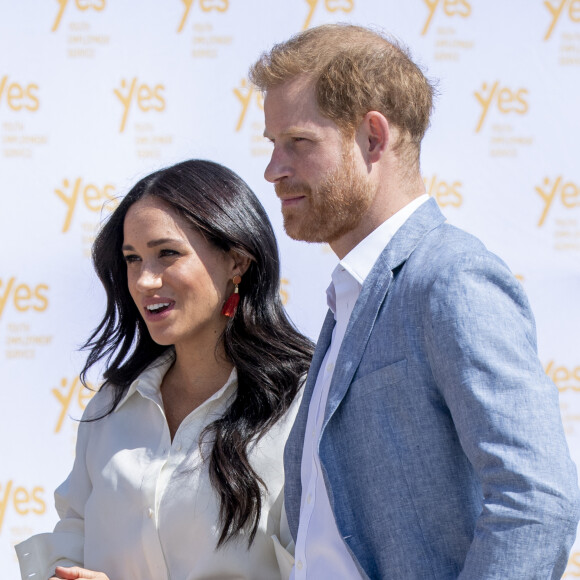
<box><xmin>53</xmin><ymin>376</ymin><xmax>96</xmax><ymax>433</ymax></box>
<box><xmin>114</xmin><ymin>78</ymin><xmax>166</xmax><ymax>133</ymax></box>
<box><xmin>421</xmin><ymin>0</ymin><xmax>471</xmax><ymax>35</ymax></box>
<box><xmin>0</xmin><ymin>278</ymin><xmax>49</xmax><ymax>321</ymax></box>
<box><xmin>233</xmin><ymin>78</ymin><xmax>263</xmax><ymax>132</ymax></box>
<box><xmin>544</xmin><ymin>0</ymin><xmax>580</xmax><ymax>40</ymax></box>
<box><xmin>566</xmin><ymin>552</ymin><xmax>580</xmax><ymax>575</ymax></box>
<box><xmin>0</xmin><ymin>76</ymin><xmax>39</xmax><ymax>112</ymax></box>
<box><xmin>55</xmin><ymin>178</ymin><xmax>117</xmax><ymax>233</ymax></box>
<box><xmin>178</xmin><ymin>0</ymin><xmax>229</xmax><ymax>33</ymax></box>
<box><xmin>474</xmin><ymin>81</ymin><xmax>529</xmax><ymax>133</ymax></box>
<box><xmin>545</xmin><ymin>360</ymin><xmax>580</xmax><ymax>391</ymax></box>
<box><xmin>535</xmin><ymin>176</ymin><xmax>580</xmax><ymax>226</ymax></box>
<box><xmin>303</xmin><ymin>0</ymin><xmax>354</xmax><ymax>31</ymax></box>
<box><xmin>52</xmin><ymin>0</ymin><xmax>106</xmax><ymax>32</ymax></box>
<box><xmin>0</xmin><ymin>481</ymin><xmax>46</xmax><ymax>534</ymax></box>
<box><xmin>280</xmin><ymin>278</ymin><xmax>290</xmax><ymax>306</ymax></box>
<box><xmin>424</xmin><ymin>175</ymin><xmax>463</xmax><ymax>207</ymax></box>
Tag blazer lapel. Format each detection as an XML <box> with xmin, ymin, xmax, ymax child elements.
<box><xmin>284</xmin><ymin>309</ymin><xmax>336</xmax><ymax>536</ymax></box>
<box><xmin>291</xmin><ymin>308</ymin><xmax>335</xmax><ymax>444</ymax></box>
<box><xmin>322</xmin><ymin>198</ymin><xmax>446</xmax><ymax>429</ymax></box>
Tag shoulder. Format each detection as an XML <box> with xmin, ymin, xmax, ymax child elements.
<box><xmin>81</xmin><ymin>352</ymin><xmax>174</xmax><ymax>421</ymax></box>
<box><xmin>404</xmin><ymin>223</ymin><xmax>516</xmax><ymax>289</ymax></box>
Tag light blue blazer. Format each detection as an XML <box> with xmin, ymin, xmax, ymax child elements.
<box><xmin>284</xmin><ymin>198</ymin><xmax>580</xmax><ymax>579</ymax></box>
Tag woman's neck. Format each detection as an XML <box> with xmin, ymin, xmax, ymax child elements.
<box><xmin>161</xmin><ymin>342</ymin><xmax>234</xmax><ymax>439</ymax></box>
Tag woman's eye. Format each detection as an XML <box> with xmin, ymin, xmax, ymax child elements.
<box><xmin>159</xmin><ymin>249</ymin><xmax>179</xmax><ymax>258</ymax></box>
<box><xmin>123</xmin><ymin>254</ymin><xmax>140</xmax><ymax>263</ymax></box>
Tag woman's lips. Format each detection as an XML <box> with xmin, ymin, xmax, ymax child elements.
<box><xmin>143</xmin><ymin>299</ymin><xmax>175</xmax><ymax>321</ymax></box>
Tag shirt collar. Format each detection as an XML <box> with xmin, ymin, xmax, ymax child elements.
<box><xmin>114</xmin><ymin>351</ymin><xmax>238</xmax><ymax>412</ymax></box>
<box><xmin>326</xmin><ymin>194</ymin><xmax>429</xmax><ymax>311</ymax></box>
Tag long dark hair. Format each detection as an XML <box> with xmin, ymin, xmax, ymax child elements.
<box><xmin>81</xmin><ymin>159</ymin><xmax>313</xmax><ymax>546</ymax></box>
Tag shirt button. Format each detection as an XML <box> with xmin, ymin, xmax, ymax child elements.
<box><xmin>307</xmin><ymin>493</ymin><xmax>312</xmax><ymax>504</ymax></box>
<box><xmin>296</xmin><ymin>560</ymin><xmax>303</xmax><ymax>570</ymax></box>
<box><xmin>147</xmin><ymin>508</ymin><xmax>154</xmax><ymax>518</ymax></box>
<box><xmin>326</xmin><ymin>362</ymin><xmax>335</xmax><ymax>373</ymax></box>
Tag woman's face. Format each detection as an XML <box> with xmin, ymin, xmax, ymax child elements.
<box><xmin>122</xmin><ymin>196</ymin><xmax>238</xmax><ymax>351</ymax></box>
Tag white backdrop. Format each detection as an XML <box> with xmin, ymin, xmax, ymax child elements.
<box><xmin>1</xmin><ymin>1</ymin><xmax>579</xmax><ymax>576</ymax></box>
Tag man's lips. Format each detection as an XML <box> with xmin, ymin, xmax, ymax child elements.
<box><xmin>275</xmin><ymin>182</ymin><xmax>310</xmax><ymax>207</ymax></box>
<box><xmin>279</xmin><ymin>195</ymin><xmax>306</xmax><ymax>207</ymax></box>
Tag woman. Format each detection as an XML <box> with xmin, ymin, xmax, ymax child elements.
<box><xmin>16</xmin><ymin>160</ymin><xmax>313</xmax><ymax>580</ymax></box>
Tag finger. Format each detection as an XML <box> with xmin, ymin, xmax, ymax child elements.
<box><xmin>53</xmin><ymin>566</ymin><xmax>109</xmax><ymax>579</ymax></box>
<box><xmin>53</xmin><ymin>566</ymin><xmax>82</xmax><ymax>579</ymax></box>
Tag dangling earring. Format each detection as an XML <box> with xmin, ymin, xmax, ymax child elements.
<box><xmin>221</xmin><ymin>274</ymin><xmax>242</xmax><ymax>317</ymax></box>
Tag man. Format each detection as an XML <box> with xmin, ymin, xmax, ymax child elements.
<box><xmin>249</xmin><ymin>24</ymin><xmax>580</xmax><ymax>579</ymax></box>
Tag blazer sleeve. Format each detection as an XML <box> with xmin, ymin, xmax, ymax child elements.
<box><xmin>15</xmin><ymin>397</ymin><xmax>96</xmax><ymax>580</ymax></box>
<box><xmin>424</xmin><ymin>251</ymin><xmax>580</xmax><ymax>579</ymax></box>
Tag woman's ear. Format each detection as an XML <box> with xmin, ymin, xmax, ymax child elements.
<box><xmin>229</xmin><ymin>250</ymin><xmax>252</xmax><ymax>277</ymax></box>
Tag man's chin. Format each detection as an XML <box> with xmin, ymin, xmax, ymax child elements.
<box><xmin>283</xmin><ymin>219</ymin><xmax>326</xmax><ymax>243</ymax></box>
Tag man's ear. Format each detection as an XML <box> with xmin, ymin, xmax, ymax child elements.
<box><xmin>357</xmin><ymin>111</ymin><xmax>390</xmax><ymax>164</ymax></box>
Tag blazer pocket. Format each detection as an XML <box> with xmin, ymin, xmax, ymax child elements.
<box><xmin>351</xmin><ymin>359</ymin><xmax>407</xmax><ymax>395</ymax></box>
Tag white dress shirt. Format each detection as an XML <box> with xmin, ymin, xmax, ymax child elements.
<box><xmin>16</xmin><ymin>352</ymin><xmax>301</xmax><ymax>580</ymax></box>
<box><xmin>292</xmin><ymin>195</ymin><xmax>429</xmax><ymax>579</ymax></box>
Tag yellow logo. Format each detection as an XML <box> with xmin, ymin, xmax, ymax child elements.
<box><xmin>474</xmin><ymin>81</ymin><xmax>529</xmax><ymax>133</ymax></box>
<box><xmin>564</xmin><ymin>551</ymin><xmax>580</xmax><ymax>577</ymax></box>
<box><xmin>178</xmin><ymin>0</ymin><xmax>229</xmax><ymax>32</ymax></box>
<box><xmin>0</xmin><ymin>481</ymin><xmax>46</xmax><ymax>534</ymax></box>
<box><xmin>0</xmin><ymin>76</ymin><xmax>39</xmax><ymax>112</ymax></box>
<box><xmin>114</xmin><ymin>78</ymin><xmax>166</xmax><ymax>133</ymax></box>
<box><xmin>280</xmin><ymin>278</ymin><xmax>290</xmax><ymax>306</ymax></box>
<box><xmin>55</xmin><ymin>177</ymin><xmax>117</xmax><ymax>233</ymax></box>
<box><xmin>544</xmin><ymin>0</ymin><xmax>580</xmax><ymax>40</ymax></box>
<box><xmin>233</xmin><ymin>78</ymin><xmax>264</xmax><ymax>132</ymax></box>
<box><xmin>52</xmin><ymin>376</ymin><xmax>96</xmax><ymax>434</ymax></box>
<box><xmin>52</xmin><ymin>0</ymin><xmax>106</xmax><ymax>32</ymax></box>
<box><xmin>535</xmin><ymin>176</ymin><xmax>580</xmax><ymax>226</ymax></box>
<box><xmin>302</xmin><ymin>0</ymin><xmax>354</xmax><ymax>31</ymax></box>
<box><xmin>424</xmin><ymin>175</ymin><xmax>463</xmax><ymax>207</ymax></box>
<box><xmin>546</xmin><ymin>360</ymin><xmax>580</xmax><ymax>391</ymax></box>
<box><xmin>421</xmin><ymin>0</ymin><xmax>471</xmax><ymax>35</ymax></box>
<box><xmin>0</xmin><ymin>278</ymin><xmax>49</xmax><ymax>321</ymax></box>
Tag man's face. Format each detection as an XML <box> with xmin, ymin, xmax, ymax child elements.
<box><xmin>263</xmin><ymin>76</ymin><xmax>375</xmax><ymax>246</ymax></box>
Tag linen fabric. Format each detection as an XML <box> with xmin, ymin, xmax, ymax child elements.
<box><xmin>291</xmin><ymin>195</ymin><xmax>429</xmax><ymax>579</ymax></box>
<box><xmin>16</xmin><ymin>353</ymin><xmax>300</xmax><ymax>580</ymax></box>
<box><xmin>284</xmin><ymin>197</ymin><xmax>580</xmax><ymax>579</ymax></box>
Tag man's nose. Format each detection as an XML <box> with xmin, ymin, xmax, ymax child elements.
<box><xmin>264</xmin><ymin>146</ymin><xmax>291</xmax><ymax>184</ymax></box>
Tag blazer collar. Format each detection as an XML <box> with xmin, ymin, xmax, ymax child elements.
<box><xmin>284</xmin><ymin>198</ymin><xmax>446</xmax><ymax>536</ymax></box>
<box><xmin>321</xmin><ymin>197</ymin><xmax>446</xmax><ymax>428</ymax></box>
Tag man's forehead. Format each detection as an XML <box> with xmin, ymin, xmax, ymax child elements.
<box><xmin>264</xmin><ymin>74</ymin><xmax>315</xmax><ymax>107</ymax></box>
<box><xmin>263</xmin><ymin>76</ymin><xmax>340</xmax><ymax>133</ymax></box>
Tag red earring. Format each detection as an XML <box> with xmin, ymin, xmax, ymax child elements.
<box><xmin>221</xmin><ymin>274</ymin><xmax>242</xmax><ymax>317</ymax></box>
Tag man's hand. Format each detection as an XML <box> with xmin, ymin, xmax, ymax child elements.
<box><xmin>50</xmin><ymin>566</ymin><xmax>110</xmax><ymax>580</ymax></box>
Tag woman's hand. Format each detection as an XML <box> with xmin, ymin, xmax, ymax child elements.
<box><xmin>50</xmin><ymin>566</ymin><xmax>110</xmax><ymax>580</ymax></box>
